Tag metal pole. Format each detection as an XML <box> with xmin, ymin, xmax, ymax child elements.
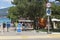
<box><xmin>47</xmin><ymin>16</ymin><xmax>50</xmax><ymax>33</ymax></box>
<box><xmin>47</xmin><ymin>0</ymin><xmax>50</xmax><ymax>34</ymax></box>
<box><xmin>47</xmin><ymin>16</ymin><xmax>51</xmax><ymax>34</ymax></box>
<box><xmin>46</xmin><ymin>0</ymin><xmax>51</xmax><ymax>34</ymax></box>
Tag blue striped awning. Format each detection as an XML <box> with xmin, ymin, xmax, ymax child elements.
<box><xmin>0</xmin><ymin>17</ymin><xmax>11</xmax><ymax>23</ymax></box>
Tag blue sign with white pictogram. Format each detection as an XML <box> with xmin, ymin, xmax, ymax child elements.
<box><xmin>46</xmin><ymin>8</ymin><xmax>51</xmax><ymax>16</ymax></box>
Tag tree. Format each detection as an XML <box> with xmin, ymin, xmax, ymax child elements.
<box><xmin>51</xmin><ymin>2</ymin><xmax>60</xmax><ymax>19</ymax></box>
<box><xmin>8</xmin><ymin>0</ymin><xmax>47</xmax><ymax>21</ymax></box>
<box><xmin>8</xmin><ymin>6</ymin><xmax>18</xmax><ymax>21</ymax></box>
<box><xmin>7</xmin><ymin>0</ymin><xmax>48</xmax><ymax>29</ymax></box>
<box><xmin>56</xmin><ymin>0</ymin><xmax>60</xmax><ymax>1</ymax></box>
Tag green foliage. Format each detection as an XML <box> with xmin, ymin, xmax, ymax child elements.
<box><xmin>8</xmin><ymin>6</ymin><xmax>18</xmax><ymax>21</ymax></box>
<box><xmin>51</xmin><ymin>2</ymin><xmax>60</xmax><ymax>19</ymax></box>
<box><xmin>57</xmin><ymin>0</ymin><xmax>60</xmax><ymax>1</ymax></box>
<box><xmin>7</xmin><ymin>0</ymin><xmax>47</xmax><ymax>21</ymax></box>
<box><xmin>8</xmin><ymin>0</ymin><xmax>60</xmax><ymax>21</ymax></box>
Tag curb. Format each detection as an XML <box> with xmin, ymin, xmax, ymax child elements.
<box><xmin>0</xmin><ymin>35</ymin><xmax>49</xmax><ymax>39</ymax></box>
<box><xmin>0</xmin><ymin>35</ymin><xmax>60</xmax><ymax>39</ymax></box>
<box><xmin>0</xmin><ymin>34</ymin><xmax>60</xmax><ymax>39</ymax></box>
<box><xmin>48</xmin><ymin>34</ymin><xmax>60</xmax><ymax>38</ymax></box>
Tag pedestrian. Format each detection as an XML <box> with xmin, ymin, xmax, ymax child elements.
<box><xmin>17</xmin><ymin>22</ymin><xmax>22</xmax><ymax>32</ymax></box>
<box><xmin>14</xmin><ymin>22</ymin><xmax>18</xmax><ymax>31</ymax></box>
<box><xmin>22</xmin><ymin>23</ymin><xmax>25</xmax><ymax>30</ymax></box>
<box><xmin>3</xmin><ymin>23</ymin><xmax>6</xmax><ymax>32</ymax></box>
<box><xmin>6</xmin><ymin>22</ymin><xmax>10</xmax><ymax>32</ymax></box>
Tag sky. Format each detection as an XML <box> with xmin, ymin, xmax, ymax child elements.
<box><xmin>49</xmin><ymin>0</ymin><xmax>55</xmax><ymax>2</ymax></box>
<box><xmin>0</xmin><ymin>0</ymin><xmax>13</xmax><ymax>9</ymax></box>
<box><xmin>0</xmin><ymin>0</ymin><xmax>56</xmax><ymax>9</ymax></box>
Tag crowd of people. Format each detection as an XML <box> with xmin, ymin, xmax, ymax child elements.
<box><xmin>0</xmin><ymin>21</ymin><xmax>33</xmax><ymax>32</ymax></box>
<box><xmin>2</xmin><ymin>22</ymin><xmax>10</xmax><ymax>32</ymax></box>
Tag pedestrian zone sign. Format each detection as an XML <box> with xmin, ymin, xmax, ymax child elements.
<box><xmin>46</xmin><ymin>8</ymin><xmax>51</xmax><ymax>16</ymax></box>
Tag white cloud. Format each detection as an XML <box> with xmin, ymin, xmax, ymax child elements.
<box><xmin>3</xmin><ymin>0</ymin><xmax>13</xmax><ymax>2</ymax></box>
<box><xmin>7</xmin><ymin>0</ymin><xmax>13</xmax><ymax>1</ymax></box>
<box><xmin>0</xmin><ymin>6</ymin><xmax>6</xmax><ymax>9</ymax></box>
<box><xmin>2</xmin><ymin>0</ymin><xmax>13</xmax><ymax>3</ymax></box>
<box><xmin>49</xmin><ymin>0</ymin><xmax>55</xmax><ymax>2</ymax></box>
<box><xmin>2</xmin><ymin>0</ymin><xmax>13</xmax><ymax>4</ymax></box>
<box><xmin>0</xmin><ymin>0</ymin><xmax>13</xmax><ymax>9</ymax></box>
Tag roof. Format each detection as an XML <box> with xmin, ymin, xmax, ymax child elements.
<box><xmin>19</xmin><ymin>20</ymin><xmax>34</xmax><ymax>22</ymax></box>
<box><xmin>51</xmin><ymin>18</ymin><xmax>60</xmax><ymax>21</ymax></box>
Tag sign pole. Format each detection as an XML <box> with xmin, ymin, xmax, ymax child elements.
<box><xmin>47</xmin><ymin>16</ymin><xmax>51</xmax><ymax>34</ymax></box>
<box><xmin>46</xmin><ymin>2</ymin><xmax>51</xmax><ymax>34</ymax></box>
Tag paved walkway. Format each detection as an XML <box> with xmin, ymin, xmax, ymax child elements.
<box><xmin>0</xmin><ymin>31</ymin><xmax>60</xmax><ymax>40</ymax></box>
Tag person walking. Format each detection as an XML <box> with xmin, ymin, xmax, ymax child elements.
<box><xmin>14</xmin><ymin>22</ymin><xmax>18</xmax><ymax>31</ymax></box>
<box><xmin>17</xmin><ymin>22</ymin><xmax>22</xmax><ymax>32</ymax></box>
<box><xmin>3</xmin><ymin>23</ymin><xmax>6</xmax><ymax>32</ymax></box>
<box><xmin>6</xmin><ymin>22</ymin><xmax>10</xmax><ymax>32</ymax></box>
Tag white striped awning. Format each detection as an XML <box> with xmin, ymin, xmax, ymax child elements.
<box><xmin>51</xmin><ymin>18</ymin><xmax>60</xmax><ymax>21</ymax></box>
<box><xmin>19</xmin><ymin>20</ymin><xmax>34</xmax><ymax>22</ymax></box>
